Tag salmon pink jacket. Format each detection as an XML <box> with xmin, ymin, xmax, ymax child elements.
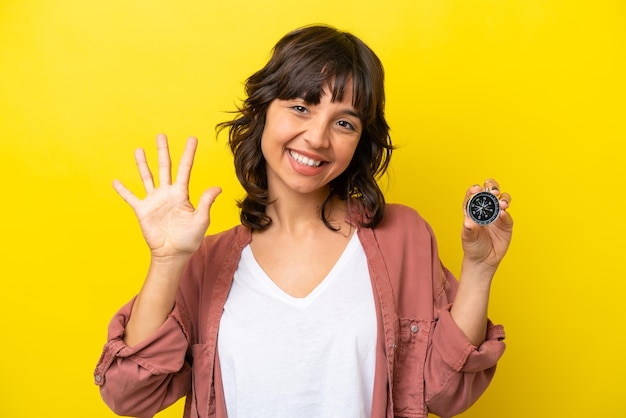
<box><xmin>94</xmin><ymin>204</ymin><xmax>505</xmax><ymax>418</ymax></box>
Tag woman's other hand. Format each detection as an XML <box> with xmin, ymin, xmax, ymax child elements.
<box><xmin>461</xmin><ymin>179</ymin><xmax>513</xmax><ymax>272</ymax></box>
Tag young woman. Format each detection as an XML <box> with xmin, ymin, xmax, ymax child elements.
<box><xmin>95</xmin><ymin>25</ymin><xmax>513</xmax><ymax>418</ymax></box>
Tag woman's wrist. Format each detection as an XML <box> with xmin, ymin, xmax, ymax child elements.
<box><xmin>459</xmin><ymin>258</ymin><xmax>497</xmax><ymax>287</ymax></box>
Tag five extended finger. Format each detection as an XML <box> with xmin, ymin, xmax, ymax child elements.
<box><xmin>175</xmin><ymin>137</ymin><xmax>198</xmax><ymax>187</ymax></box>
<box><xmin>134</xmin><ymin>147</ymin><xmax>155</xmax><ymax>193</ymax></box>
<box><xmin>195</xmin><ymin>186</ymin><xmax>222</xmax><ymax>225</ymax></box>
<box><xmin>112</xmin><ymin>179</ymin><xmax>140</xmax><ymax>208</ymax></box>
<box><xmin>156</xmin><ymin>133</ymin><xmax>172</xmax><ymax>186</ymax></box>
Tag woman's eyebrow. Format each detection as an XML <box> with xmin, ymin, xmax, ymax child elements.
<box><xmin>340</xmin><ymin>108</ymin><xmax>361</xmax><ymax>119</ymax></box>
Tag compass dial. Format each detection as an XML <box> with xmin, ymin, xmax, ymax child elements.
<box><xmin>467</xmin><ymin>191</ymin><xmax>500</xmax><ymax>225</ymax></box>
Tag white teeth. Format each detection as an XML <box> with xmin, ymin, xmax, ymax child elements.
<box><xmin>289</xmin><ymin>150</ymin><xmax>323</xmax><ymax>167</ymax></box>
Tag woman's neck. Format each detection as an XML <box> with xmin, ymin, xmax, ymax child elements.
<box><xmin>262</xmin><ymin>192</ymin><xmax>348</xmax><ymax>238</ymax></box>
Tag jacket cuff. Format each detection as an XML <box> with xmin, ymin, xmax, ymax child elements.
<box><xmin>433</xmin><ymin>305</ymin><xmax>506</xmax><ymax>373</ymax></box>
<box><xmin>94</xmin><ymin>299</ymin><xmax>190</xmax><ymax>385</ymax></box>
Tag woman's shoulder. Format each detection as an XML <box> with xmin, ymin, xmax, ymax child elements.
<box><xmin>380</xmin><ymin>203</ymin><xmax>429</xmax><ymax>229</ymax></box>
<box><xmin>204</xmin><ymin>223</ymin><xmax>244</xmax><ymax>240</ymax></box>
<box><xmin>181</xmin><ymin>225</ymin><xmax>251</xmax><ymax>286</ymax></box>
<box><xmin>196</xmin><ymin>224</ymin><xmax>252</xmax><ymax>258</ymax></box>
<box><xmin>369</xmin><ymin>203</ymin><xmax>436</xmax><ymax>242</ymax></box>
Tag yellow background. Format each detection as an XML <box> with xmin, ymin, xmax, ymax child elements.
<box><xmin>1</xmin><ymin>1</ymin><xmax>624</xmax><ymax>417</ymax></box>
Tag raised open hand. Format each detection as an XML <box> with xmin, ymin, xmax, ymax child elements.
<box><xmin>113</xmin><ymin>134</ymin><xmax>221</xmax><ymax>259</ymax></box>
<box><xmin>461</xmin><ymin>179</ymin><xmax>513</xmax><ymax>271</ymax></box>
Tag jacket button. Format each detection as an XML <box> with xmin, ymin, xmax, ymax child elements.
<box><xmin>410</xmin><ymin>325</ymin><xmax>419</xmax><ymax>333</ymax></box>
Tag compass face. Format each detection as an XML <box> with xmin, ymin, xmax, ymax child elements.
<box><xmin>467</xmin><ymin>191</ymin><xmax>500</xmax><ymax>225</ymax></box>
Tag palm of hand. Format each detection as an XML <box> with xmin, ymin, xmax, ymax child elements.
<box><xmin>113</xmin><ymin>135</ymin><xmax>220</xmax><ymax>259</ymax></box>
<box><xmin>134</xmin><ymin>184</ymin><xmax>207</xmax><ymax>257</ymax></box>
<box><xmin>462</xmin><ymin>215</ymin><xmax>513</xmax><ymax>268</ymax></box>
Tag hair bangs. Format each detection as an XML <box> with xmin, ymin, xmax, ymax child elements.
<box><xmin>272</xmin><ymin>35</ymin><xmax>373</xmax><ymax>124</ymax></box>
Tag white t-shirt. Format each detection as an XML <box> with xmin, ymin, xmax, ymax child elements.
<box><xmin>217</xmin><ymin>232</ymin><xmax>377</xmax><ymax>418</ymax></box>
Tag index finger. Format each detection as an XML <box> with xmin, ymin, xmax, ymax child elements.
<box><xmin>484</xmin><ymin>178</ymin><xmax>500</xmax><ymax>193</ymax></box>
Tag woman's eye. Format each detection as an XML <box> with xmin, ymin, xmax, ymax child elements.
<box><xmin>337</xmin><ymin>120</ymin><xmax>356</xmax><ymax>131</ymax></box>
<box><xmin>292</xmin><ymin>105</ymin><xmax>308</xmax><ymax>113</ymax></box>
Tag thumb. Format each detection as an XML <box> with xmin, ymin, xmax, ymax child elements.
<box><xmin>195</xmin><ymin>186</ymin><xmax>222</xmax><ymax>224</ymax></box>
<box><xmin>462</xmin><ymin>216</ymin><xmax>481</xmax><ymax>243</ymax></box>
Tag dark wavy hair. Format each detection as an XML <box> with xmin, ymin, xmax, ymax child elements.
<box><xmin>217</xmin><ymin>25</ymin><xmax>392</xmax><ymax>231</ymax></box>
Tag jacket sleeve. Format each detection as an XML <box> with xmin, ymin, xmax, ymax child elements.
<box><xmin>424</xmin><ymin>266</ymin><xmax>506</xmax><ymax>417</ymax></box>
<box><xmin>93</xmin><ymin>295</ymin><xmax>192</xmax><ymax>418</ymax></box>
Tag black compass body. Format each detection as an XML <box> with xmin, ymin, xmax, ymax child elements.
<box><xmin>467</xmin><ymin>191</ymin><xmax>500</xmax><ymax>225</ymax></box>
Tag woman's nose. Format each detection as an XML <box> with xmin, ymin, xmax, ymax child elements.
<box><xmin>303</xmin><ymin>118</ymin><xmax>331</xmax><ymax>148</ymax></box>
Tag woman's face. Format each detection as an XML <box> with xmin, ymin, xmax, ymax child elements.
<box><xmin>261</xmin><ymin>83</ymin><xmax>362</xmax><ymax>199</ymax></box>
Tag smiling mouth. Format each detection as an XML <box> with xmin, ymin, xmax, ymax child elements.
<box><xmin>288</xmin><ymin>150</ymin><xmax>325</xmax><ymax>167</ymax></box>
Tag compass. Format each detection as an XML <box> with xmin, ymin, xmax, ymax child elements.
<box><xmin>467</xmin><ymin>191</ymin><xmax>500</xmax><ymax>225</ymax></box>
